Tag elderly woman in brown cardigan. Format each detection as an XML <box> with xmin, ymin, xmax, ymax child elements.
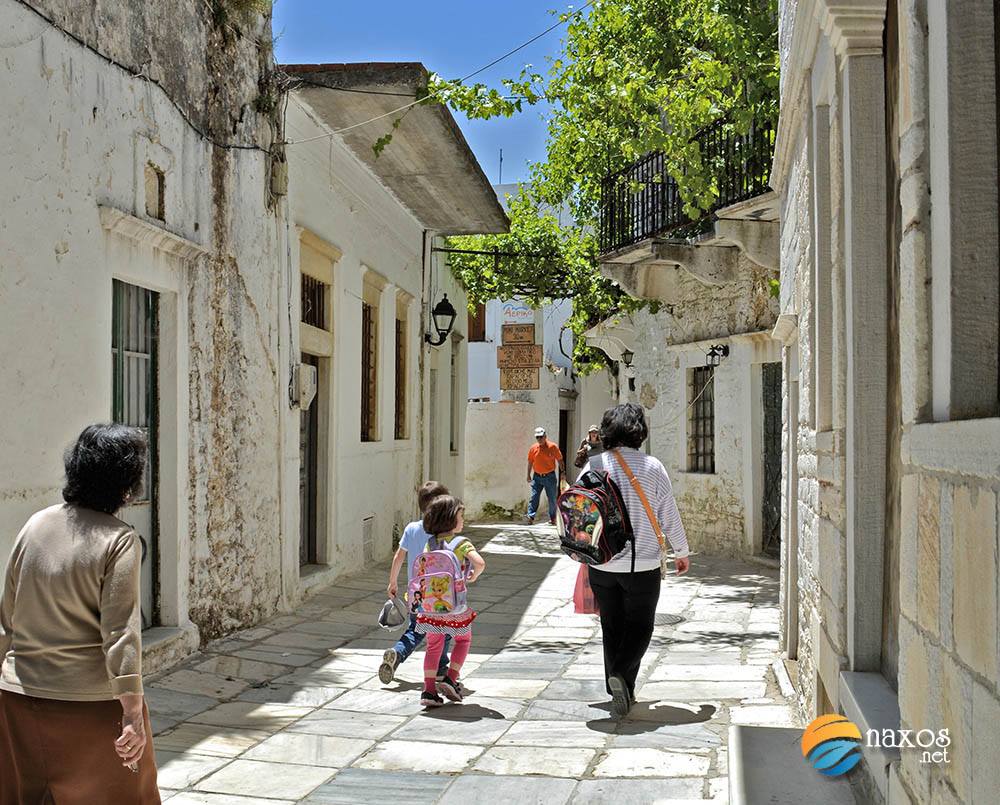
<box><xmin>0</xmin><ymin>423</ymin><xmax>160</xmax><ymax>804</ymax></box>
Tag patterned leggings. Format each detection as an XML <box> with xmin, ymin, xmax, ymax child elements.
<box><xmin>424</xmin><ymin>632</ymin><xmax>471</xmax><ymax>689</ymax></box>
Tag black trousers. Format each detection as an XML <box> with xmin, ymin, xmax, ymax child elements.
<box><xmin>588</xmin><ymin>566</ymin><xmax>661</xmax><ymax>697</ymax></box>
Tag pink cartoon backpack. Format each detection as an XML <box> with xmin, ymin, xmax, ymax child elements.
<box><xmin>407</xmin><ymin>536</ymin><xmax>469</xmax><ymax>620</ymax></box>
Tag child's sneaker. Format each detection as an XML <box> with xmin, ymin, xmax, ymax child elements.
<box><xmin>437</xmin><ymin>676</ymin><xmax>463</xmax><ymax>702</ymax></box>
<box><xmin>378</xmin><ymin>648</ymin><xmax>398</xmax><ymax>684</ymax></box>
<box><xmin>420</xmin><ymin>689</ymin><xmax>444</xmax><ymax>708</ymax></box>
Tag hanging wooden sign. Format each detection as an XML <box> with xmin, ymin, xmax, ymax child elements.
<box><xmin>501</xmin><ymin>324</ymin><xmax>535</xmax><ymax>345</ymax></box>
<box><xmin>500</xmin><ymin>367</ymin><xmax>540</xmax><ymax>390</ymax></box>
<box><xmin>496</xmin><ymin>344</ymin><xmax>543</xmax><ymax>368</ymax></box>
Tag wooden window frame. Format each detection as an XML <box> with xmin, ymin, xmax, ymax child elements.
<box><xmin>687</xmin><ymin>366</ymin><xmax>716</xmax><ymax>473</ymax></box>
<box><xmin>394</xmin><ymin>316</ymin><xmax>407</xmax><ymax>439</ymax></box>
<box><xmin>468</xmin><ymin>302</ymin><xmax>487</xmax><ymax>342</ymax></box>
<box><xmin>361</xmin><ymin>301</ymin><xmax>378</xmax><ymax>442</ymax></box>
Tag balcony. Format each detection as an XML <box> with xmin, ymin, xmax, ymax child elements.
<box><xmin>598</xmin><ymin>117</ymin><xmax>776</xmax><ymax>257</ymax></box>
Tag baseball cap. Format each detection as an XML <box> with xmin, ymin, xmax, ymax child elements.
<box><xmin>588</xmin><ymin>425</ymin><xmax>599</xmax><ymax>433</ymax></box>
<box><xmin>534</xmin><ymin>427</ymin><xmax>546</xmax><ymax>437</ymax></box>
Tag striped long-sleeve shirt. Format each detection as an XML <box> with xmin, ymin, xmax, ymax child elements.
<box><xmin>583</xmin><ymin>447</ymin><xmax>689</xmax><ymax>573</ymax></box>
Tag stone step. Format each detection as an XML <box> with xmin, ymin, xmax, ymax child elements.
<box><xmin>728</xmin><ymin>725</ymin><xmax>856</xmax><ymax>805</ymax></box>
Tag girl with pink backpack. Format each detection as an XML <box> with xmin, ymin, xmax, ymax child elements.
<box><xmin>409</xmin><ymin>496</ymin><xmax>486</xmax><ymax>708</ymax></box>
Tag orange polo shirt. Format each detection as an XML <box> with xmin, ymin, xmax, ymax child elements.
<box><xmin>528</xmin><ymin>440</ymin><xmax>563</xmax><ymax>474</ymax></box>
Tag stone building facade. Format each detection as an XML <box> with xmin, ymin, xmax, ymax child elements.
<box><xmin>0</xmin><ymin>2</ymin><xmax>504</xmax><ymax>670</ymax></box>
<box><xmin>773</xmin><ymin>0</ymin><xmax>1000</xmax><ymax>801</ymax></box>
<box><xmin>594</xmin><ymin>244</ymin><xmax>780</xmax><ymax>559</ymax></box>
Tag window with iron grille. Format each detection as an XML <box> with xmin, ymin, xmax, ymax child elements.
<box><xmin>361</xmin><ymin>302</ymin><xmax>378</xmax><ymax>441</ymax></box>
<box><xmin>301</xmin><ymin>274</ymin><xmax>328</xmax><ymax>330</ymax></box>
<box><xmin>687</xmin><ymin>366</ymin><xmax>715</xmax><ymax>473</ymax></box>
<box><xmin>468</xmin><ymin>302</ymin><xmax>487</xmax><ymax>342</ymax></box>
<box><xmin>394</xmin><ymin>317</ymin><xmax>407</xmax><ymax>439</ymax></box>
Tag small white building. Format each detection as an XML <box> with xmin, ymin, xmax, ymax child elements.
<box><xmin>0</xmin><ymin>0</ymin><xmax>505</xmax><ymax>673</ymax></box>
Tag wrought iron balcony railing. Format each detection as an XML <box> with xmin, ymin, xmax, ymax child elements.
<box><xmin>598</xmin><ymin>117</ymin><xmax>776</xmax><ymax>256</ymax></box>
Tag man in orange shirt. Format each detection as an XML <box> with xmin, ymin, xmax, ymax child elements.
<box><xmin>524</xmin><ymin>427</ymin><xmax>565</xmax><ymax>525</ymax></box>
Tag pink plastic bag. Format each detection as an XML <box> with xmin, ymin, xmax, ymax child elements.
<box><xmin>573</xmin><ymin>564</ymin><xmax>600</xmax><ymax>615</ymax></box>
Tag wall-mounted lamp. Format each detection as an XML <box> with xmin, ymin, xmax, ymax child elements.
<box><xmin>620</xmin><ymin>348</ymin><xmax>635</xmax><ymax>368</ymax></box>
<box><xmin>706</xmin><ymin>344</ymin><xmax>730</xmax><ymax>367</ymax></box>
<box><xmin>424</xmin><ymin>294</ymin><xmax>457</xmax><ymax>346</ymax></box>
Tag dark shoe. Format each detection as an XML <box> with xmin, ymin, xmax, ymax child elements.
<box><xmin>548</xmin><ymin>517</ymin><xmax>556</xmax><ymax>525</ymax></box>
<box><xmin>378</xmin><ymin>648</ymin><xmax>398</xmax><ymax>684</ymax></box>
<box><xmin>522</xmin><ymin>514</ymin><xmax>535</xmax><ymax>524</ymax></box>
<box><xmin>420</xmin><ymin>689</ymin><xmax>445</xmax><ymax>708</ymax></box>
<box><xmin>608</xmin><ymin>674</ymin><xmax>632</xmax><ymax>719</ymax></box>
<box><xmin>437</xmin><ymin>676</ymin><xmax>463</xmax><ymax>702</ymax></box>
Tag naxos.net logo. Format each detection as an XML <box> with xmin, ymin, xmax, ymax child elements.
<box><xmin>802</xmin><ymin>715</ymin><xmax>952</xmax><ymax>777</ymax></box>
<box><xmin>801</xmin><ymin>715</ymin><xmax>864</xmax><ymax>776</ymax></box>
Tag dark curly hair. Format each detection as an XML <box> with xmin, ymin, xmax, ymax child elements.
<box><xmin>62</xmin><ymin>424</ymin><xmax>148</xmax><ymax>514</ymax></box>
<box><xmin>600</xmin><ymin>403</ymin><xmax>649</xmax><ymax>450</ymax></box>
<box><xmin>422</xmin><ymin>495</ymin><xmax>465</xmax><ymax>537</ymax></box>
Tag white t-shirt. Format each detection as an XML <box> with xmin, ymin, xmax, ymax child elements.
<box><xmin>582</xmin><ymin>447</ymin><xmax>689</xmax><ymax>573</ymax></box>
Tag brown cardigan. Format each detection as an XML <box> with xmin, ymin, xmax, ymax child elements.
<box><xmin>0</xmin><ymin>503</ymin><xmax>143</xmax><ymax>701</ymax></box>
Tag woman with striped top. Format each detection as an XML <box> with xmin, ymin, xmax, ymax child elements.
<box><xmin>580</xmin><ymin>403</ymin><xmax>691</xmax><ymax>718</ymax></box>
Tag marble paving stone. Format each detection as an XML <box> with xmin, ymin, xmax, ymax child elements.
<box><xmin>154</xmin><ymin>670</ymin><xmax>250</xmax><ymax>700</ymax></box>
<box><xmin>437</xmin><ymin>774</ymin><xmax>577</xmax><ymax>805</ymax></box>
<box><xmin>154</xmin><ymin>723</ymin><xmax>270</xmax><ymax>757</ymax></box>
<box><xmin>301</xmin><ymin>769</ymin><xmax>453</xmax><ymax>805</ymax></box>
<box><xmin>188</xmin><ymin>702</ymin><xmax>312</xmax><ymax>730</ymax></box>
<box><xmin>496</xmin><ymin>720</ymin><xmax>610</xmax><ymax>748</ymax></box>
<box><xmin>322</xmin><ymin>687</ymin><xmax>424</xmax><ymax>716</ymax></box>
<box><xmin>522</xmin><ymin>698</ymin><xmax>613</xmax><ymax>722</ymax></box>
<box><xmin>473</xmin><ymin>746</ymin><xmax>595</xmax><ymax>777</ymax></box>
<box><xmin>193</xmin><ymin>656</ymin><xmax>291</xmax><ymax>683</ymax></box>
<box><xmin>147</xmin><ymin>687</ymin><xmax>219</xmax><ymax>734</ymax></box>
<box><xmin>609</xmin><ymin>720</ymin><xmax>722</xmax><ymax>751</ymax></box>
<box><xmin>286</xmin><ymin>709</ymin><xmax>406</xmax><ymax>740</ymax></box>
<box><xmin>155</xmin><ymin>751</ymin><xmax>230</xmax><ymax>789</ymax></box>
<box><xmin>571</xmin><ymin>778</ymin><xmax>705</xmax><ymax>803</ymax></box>
<box><xmin>591</xmin><ymin>747</ymin><xmax>711</xmax><ymax>778</ymax></box>
<box><xmin>391</xmin><ymin>713</ymin><xmax>513</xmax><ymax>745</ymax></box>
<box><xmin>272</xmin><ymin>668</ymin><xmax>373</xmax><ymax>689</ymax></box>
<box><xmin>539</xmin><ymin>678</ymin><xmax>612</xmax><ymax>700</ymax></box>
<box><xmin>289</xmin><ymin>621</ymin><xmax>368</xmax><ymax>638</ymax></box>
<box><xmin>353</xmin><ymin>739</ymin><xmax>482</xmax><ymax>773</ymax></box>
<box><xmin>256</xmin><ymin>633</ymin><xmax>334</xmax><ymax>653</ymax></box>
<box><xmin>195</xmin><ymin>759</ymin><xmax>334</xmax><ymax>799</ymax></box>
<box><xmin>459</xmin><ymin>677</ymin><xmax>549</xmax><ymax>698</ymax></box>
<box><xmin>561</xmin><ymin>664</ymin><xmax>608</xmax><ymax>680</ymax></box>
<box><xmin>242</xmin><ymin>731</ymin><xmax>372</xmax><ymax>767</ymax></box>
<box><xmin>314</xmin><ymin>609</ymin><xmax>382</xmax><ymax>627</ymax></box>
<box><xmin>232</xmin><ymin>647</ymin><xmax>322</xmax><ymax>667</ymax></box>
<box><xmin>728</xmin><ymin>704</ymin><xmax>799</xmax><ymax>727</ymax></box>
<box><xmin>640</xmin><ymin>680</ymin><xmax>767</xmax><ymax>700</ymax></box>
<box><xmin>166</xmin><ymin>794</ymin><xmax>294</xmax><ymax>805</ymax></box>
<box><xmin>647</xmin><ymin>663</ymin><xmax>769</xmax><ymax>682</ymax></box>
<box><xmin>236</xmin><ymin>683</ymin><xmax>346</xmax><ymax>707</ymax></box>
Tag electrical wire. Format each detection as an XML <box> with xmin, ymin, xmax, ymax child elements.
<box><xmin>285</xmin><ymin>0</ymin><xmax>594</xmax><ymax>146</ymax></box>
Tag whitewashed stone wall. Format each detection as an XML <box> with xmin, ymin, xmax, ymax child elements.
<box><xmin>626</xmin><ymin>256</ymin><xmax>778</xmax><ymax>557</ymax></box>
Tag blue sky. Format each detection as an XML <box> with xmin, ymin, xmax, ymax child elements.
<box><xmin>272</xmin><ymin>0</ymin><xmax>575</xmax><ymax>184</ymax></box>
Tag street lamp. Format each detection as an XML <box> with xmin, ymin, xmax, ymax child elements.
<box><xmin>425</xmin><ymin>294</ymin><xmax>457</xmax><ymax>346</ymax></box>
<box><xmin>620</xmin><ymin>348</ymin><xmax>635</xmax><ymax>368</ymax></box>
<box><xmin>706</xmin><ymin>344</ymin><xmax>729</xmax><ymax>367</ymax></box>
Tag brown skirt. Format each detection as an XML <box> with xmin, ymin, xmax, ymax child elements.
<box><xmin>0</xmin><ymin>690</ymin><xmax>160</xmax><ymax>804</ymax></box>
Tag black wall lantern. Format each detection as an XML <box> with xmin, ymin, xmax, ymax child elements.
<box><xmin>425</xmin><ymin>294</ymin><xmax>457</xmax><ymax>346</ymax></box>
<box><xmin>620</xmin><ymin>348</ymin><xmax>635</xmax><ymax>368</ymax></box>
<box><xmin>706</xmin><ymin>344</ymin><xmax>730</xmax><ymax>367</ymax></box>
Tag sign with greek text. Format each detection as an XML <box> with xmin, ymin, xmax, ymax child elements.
<box><xmin>500</xmin><ymin>367</ymin><xmax>540</xmax><ymax>390</ymax></box>
<box><xmin>501</xmin><ymin>324</ymin><xmax>535</xmax><ymax>345</ymax></box>
<box><xmin>497</xmin><ymin>344</ymin><xmax>543</xmax><ymax>369</ymax></box>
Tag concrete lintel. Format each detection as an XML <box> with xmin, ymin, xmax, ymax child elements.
<box><xmin>840</xmin><ymin>670</ymin><xmax>901</xmax><ymax>801</ymax></box>
<box><xmin>713</xmin><ymin>218</ymin><xmax>779</xmax><ymax>270</ymax></box>
<box><xmin>651</xmin><ymin>241</ymin><xmax>739</xmax><ymax>285</ymax></box>
<box><xmin>903</xmin><ymin>418</ymin><xmax>1000</xmax><ymax>478</ymax></box>
<box><xmin>771</xmin><ymin>313</ymin><xmax>799</xmax><ymax>345</ymax></box>
<box><xmin>99</xmin><ymin>205</ymin><xmax>209</xmax><ymax>261</ymax></box>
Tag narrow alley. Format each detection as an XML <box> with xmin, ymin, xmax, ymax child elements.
<box><xmin>150</xmin><ymin>525</ymin><xmax>795</xmax><ymax>804</ymax></box>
